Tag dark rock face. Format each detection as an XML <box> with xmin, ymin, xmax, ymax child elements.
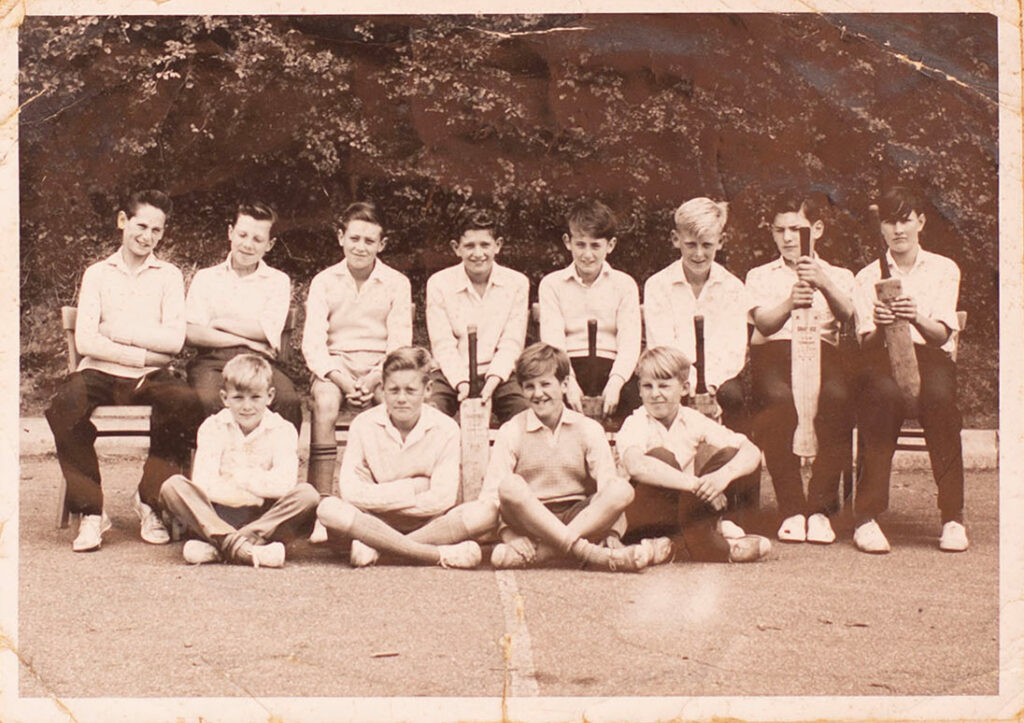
<box><xmin>18</xmin><ymin>14</ymin><xmax>998</xmax><ymax>423</ymax></box>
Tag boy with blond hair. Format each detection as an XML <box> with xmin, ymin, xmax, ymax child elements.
<box><xmin>303</xmin><ymin>201</ymin><xmax>413</xmax><ymax>493</ymax></box>
<box><xmin>185</xmin><ymin>201</ymin><xmax>302</xmax><ymax>431</ymax></box>
<box><xmin>538</xmin><ymin>200</ymin><xmax>641</xmax><ymax>422</ymax></box>
<box><xmin>617</xmin><ymin>346</ymin><xmax>771</xmax><ymax>562</ymax></box>
<box><xmin>482</xmin><ymin>343</ymin><xmax>672</xmax><ymax>571</ymax></box>
<box><xmin>425</xmin><ymin>206</ymin><xmax>529</xmax><ymax>421</ymax></box>
<box><xmin>316</xmin><ymin>347</ymin><xmax>494</xmax><ymax>568</ymax></box>
<box><xmin>159</xmin><ymin>354</ymin><xmax>319</xmax><ymax>567</ymax></box>
<box><xmin>46</xmin><ymin>189</ymin><xmax>205</xmax><ymax>552</ymax></box>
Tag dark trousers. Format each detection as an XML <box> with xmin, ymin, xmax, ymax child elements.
<box><xmin>750</xmin><ymin>340</ymin><xmax>853</xmax><ymax>518</ymax></box>
<box><xmin>159</xmin><ymin>475</ymin><xmax>318</xmax><ymax>561</ymax></box>
<box><xmin>426</xmin><ymin>369</ymin><xmax>529</xmax><ymax>424</ymax></box>
<box><xmin>187</xmin><ymin>347</ymin><xmax>303</xmax><ymax>433</ymax></box>
<box><xmin>46</xmin><ymin>368</ymin><xmax>205</xmax><ymax>516</ymax></box>
<box><xmin>624</xmin><ymin>446</ymin><xmax>761</xmax><ymax>562</ymax></box>
<box><xmin>854</xmin><ymin>344</ymin><xmax>964</xmax><ymax>524</ymax></box>
<box><xmin>570</xmin><ymin>356</ymin><xmax>641</xmax><ymax>423</ymax></box>
<box><xmin>711</xmin><ymin>375</ymin><xmax>760</xmax><ymax>519</ymax></box>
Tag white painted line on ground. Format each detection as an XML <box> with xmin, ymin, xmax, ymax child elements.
<box><xmin>494</xmin><ymin>569</ymin><xmax>540</xmax><ymax>697</ymax></box>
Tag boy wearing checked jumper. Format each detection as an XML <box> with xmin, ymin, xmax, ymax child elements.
<box><xmin>745</xmin><ymin>190</ymin><xmax>856</xmax><ymax>546</ymax></box>
<box><xmin>316</xmin><ymin>347</ymin><xmax>495</xmax><ymax>568</ymax></box>
<box><xmin>482</xmin><ymin>343</ymin><xmax>672</xmax><ymax>572</ymax></box>
<box><xmin>851</xmin><ymin>186</ymin><xmax>968</xmax><ymax>554</ymax></box>
<box><xmin>302</xmin><ymin>201</ymin><xmax>413</xmax><ymax>493</ymax></box>
<box><xmin>616</xmin><ymin>346</ymin><xmax>771</xmax><ymax>563</ymax></box>
<box><xmin>538</xmin><ymin>200</ymin><xmax>642</xmax><ymax>423</ymax></box>
<box><xmin>185</xmin><ymin>202</ymin><xmax>302</xmax><ymax>432</ymax></box>
<box><xmin>159</xmin><ymin>354</ymin><xmax>319</xmax><ymax>568</ymax></box>
<box><xmin>425</xmin><ymin>207</ymin><xmax>530</xmax><ymax>422</ymax></box>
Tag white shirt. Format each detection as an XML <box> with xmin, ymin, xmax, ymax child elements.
<box><xmin>643</xmin><ymin>261</ymin><xmax>749</xmax><ymax>391</ymax></box>
<box><xmin>426</xmin><ymin>263</ymin><xmax>529</xmax><ymax>386</ymax></box>
<box><xmin>186</xmin><ymin>256</ymin><xmax>291</xmax><ymax>353</ymax></box>
<box><xmin>616</xmin><ymin>405</ymin><xmax>748</xmax><ymax>477</ymax></box>
<box><xmin>538</xmin><ymin>262</ymin><xmax>642</xmax><ymax>383</ymax></box>
<box><xmin>191</xmin><ymin>408</ymin><xmax>299</xmax><ymax>507</ymax></box>
<box><xmin>75</xmin><ymin>250</ymin><xmax>185</xmax><ymax>378</ymax></box>
<box><xmin>745</xmin><ymin>255</ymin><xmax>856</xmax><ymax>346</ymax></box>
<box><xmin>854</xmin><ymin>247</ymin><xmax>960</xmax><ymax>355</ymax></box>
<box><xmin>338</xmin><ymin>404</ymin><xmax>461</xmax><ymax>518</ymax></box>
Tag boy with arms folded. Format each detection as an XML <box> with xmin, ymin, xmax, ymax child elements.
<box><xmin>851</xmin><ymin>186</ymin><xmax>967</xmax><ymax>554</ymax></box>
<box><xmin>46</xmin><ymin>189</ymin><xmax>205</xmax><ymax>551</ymax></box>
<box><xmin>316</xmin><ymin>347</ymin><xmax>494</xmax><ymax>568</ymax></box>
<box><xmin>185</xmin><ymin>202</ymin><xmax>302</xmax><ymax>431</ymax></box>
<box><xmin>616</xmin><ymin>346</ymin><xmax>771</xmax><ymax>563</ymax></box>
<box><xmin>160</xmin><ymin>354</ymin><xmax>318</xmax><ymax>567</ymax></box>
<box><xmin>303</xmin><ymin>201</ymin><xmax>413</xmax><ymax>492</ymax></box>
<box><xmin>482</xmin><ymin>343</ymin><xmax>672</xmax><ymax>571</ymax></box>
<box><xmin>538</xmin><ymin>200</ymin><xmax>641</xmax><ymax>422</ymax></box>
<box><xmin>745</xmin><ymin>190</ymin><xmax>856</xmax><ymax>545</ymax></box>
<box><xmin>425</xmin><ymin>207</ymin><xmax>529</xmax><ymax>421</ymax></box>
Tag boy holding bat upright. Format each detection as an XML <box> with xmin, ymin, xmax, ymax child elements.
<box><xmin>745</xmin><ymin>190</ymin><xmax>856</xmax><ymax>545</ymax></box>
<box><xmin>538</xmin><ymin>200</ymin><xmax>641</xmax><ymax>423</ymax></box>
<box><xmin>425</xmin><ymin>206</ymin><xmax>530</xmax><ymax>423</ymax></box>
<box><xmin>644</xmin><ymin>198</ymin><xmax>758</xmax><ymax>535</ymax></box>
<box><xmin>851</xmin><ymin>186</ymin><xmax>967</xmax><ymax>554</ymax></box>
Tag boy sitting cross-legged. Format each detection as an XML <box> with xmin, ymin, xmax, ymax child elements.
<box><xmin>159</xmin><ymin>354</ymin><xmax>319</xmax><ymax>568</ymax></box>
<box><xmin>316</xmin><ymin>347</ymin><xmax>496</xmax><ymax>568</ymax></box>
<box><xmin>616</xmin><ymin>346</ymin><xmax>771</xmax><ymax>563</ymax></box>
<box><xmin>483</xmin><ymin>342</ymin><xmax>673</xmax><ymax>572</ymax></box>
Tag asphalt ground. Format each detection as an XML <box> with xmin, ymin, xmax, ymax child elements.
<box><xmin>16</xmin><ymin>451</ymin><xmax>998</xmax><ymax>700</ymax></box>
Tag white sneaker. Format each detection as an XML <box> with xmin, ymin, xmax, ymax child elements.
<box><xmin>437</xmin><ymin>541</ymin><xmax>483</xmax><ymax>569</ymax></box>
<box><xmin>806</xmin><ymin>513</ymin><xmax>837</xmax><ymax>544</ymax></box>
<box><xmin>182</xmin><ymin>539</ymin><xmax>220</xmax><ymax>564</ymax></box>
<box><xmin>309</xmin><ymin>519</ymin><xmax>329</xmax><ymax>544</ymax></box>
<box><xmin>133</xmin><ymin>491</ymin><xmax>170</xmax><ymax>545</ymax></box>
<box><xmin>939</xmin><ymin>521</ymin><xmax>969</xmax><ymax>552</ymax></box>
<box><xmin>250</xmin><ymin>541</ymin><xmax>286</xmax><ymax>568</ymax></box>
<box><xmin>638</xmin><ymin>536</ymin><xmax>674</xmax><ymax>566</ymax></box>
<box><xmin>718</xmin><ymin>519</ymin><xmax>746</xmax><ymax>539</ymax></box>
<box><xmin>491</xmin><ymin>540</ymin><xmax>536</xmax><ymax>569</ymax></box>
<box><xmin>72</xmin><ymin>512</ymin><xmax>112</xmax><ymax>552</ymax></box>
<box><xmin>777</xmin><ymin>514</ymin><xmax>807</xmax><ymax>542</ymax></box>
<box><xmin>349</xmin><ymin>539</ymin><xmax>380</xmax><ymax>568</ymax></box>
<box><xmin>853</xmin><ymin>519</ymin><xmax>891</xmax><ymax>554</ymax></box>
<box><xmin>727</xmin><ymin>534</ymin><xmax>772</xmax><ymax>562</ymax></box>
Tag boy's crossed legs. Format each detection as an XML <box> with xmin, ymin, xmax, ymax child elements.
<box><xmin>492</xmin><ymin>475</ymin><xmax>672</xmax><ymax>572</ymax></box>
<box><xmin>316</xmin><ymin>497</ymin><xmax>496</xmax><ymax>568</ymax></box>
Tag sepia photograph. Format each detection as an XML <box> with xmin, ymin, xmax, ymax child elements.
<box><xmin>2</xmin><ymin>3</ymin><xmax>1021</xmax><ymax>722</ymax></box>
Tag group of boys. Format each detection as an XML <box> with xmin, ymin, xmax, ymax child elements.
<box><xmin>45</xmin><ymin>183</ymin><xmax>968</xmax><ymax>571</ymax></box>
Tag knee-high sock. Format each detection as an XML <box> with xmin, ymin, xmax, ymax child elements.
<box><xmin>307</xmin><ymin>443</ymin><xmax>337</xmax><ymax>495</ymax></box>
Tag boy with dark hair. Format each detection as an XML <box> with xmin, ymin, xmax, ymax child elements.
<box><xmin>745</xmin><ymin>190</ymin><xmax>856</xmax><ymax>545</ymax></box>
<box><xmin>160</xmin><ymin>354</ymin><xmax>319</xmax><ymax>567</ymax></box>
<box><xmin>185</xmin><ymin>201</ymin><xmax>302</xmax><ymax>431</ymax></box>
<box><xmin>425</xmin><ymin>206</ymin><xmax>529</xmax><ymax>422</ymax></box>
<box><xmin>46</xmin><ymin>189</ymin><xmax>205</xmax><ymax>551</ymax></box>
<box><xmin>303</xmin><ymin>201</ymin><xmax>413</xmax><ymax>493</ymax></box>
<box><xmin>538</xmin><ymin>200</ymin><xmax>641</xmax><ymax>422</ymax></box>
<box><xmin>617</xmin><ymin>346</ymin><xmax>771</xmax><ymax>562</ymax></box>
<box><xmin>316</xmin><ymin>346</ymin><xmax>494</xmax><ymax>568</ymax></box>
<box><xmin>851</xmin><ymin>186</ymin><xmax>967</xmax><ymax>553</ymax></box>
<box><xmin>481</xmin><ymin>342</ymin><xmax>672</xmax><ymax>571</ymax></box>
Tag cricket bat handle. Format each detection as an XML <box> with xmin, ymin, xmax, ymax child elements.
<box><xmin>587</xmin><ymin>318</ymin><xmax>598</xmax><ymax>360</ymax></box>
<box><xmin>693</xmin><ymin>315</ymin><xmax>707</xmax><ymax>394</ymax></box>
<box><xmin>467</xmin><ymin>324</ymin><xmax>481</xmax><ymax>398</ymax></box>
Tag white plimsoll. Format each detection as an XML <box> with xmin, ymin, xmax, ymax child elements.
<box><xmin>133</xmin><ymin>491</ymin><xmax>170</xmax><ymax>545</ymax></box>
<box><xmin>183</xmin><ymin>539</ymin><xmax>220</xmax><ymax>565</ymax></box>
<box><xmin>806</xmin><ymin>513</ymin><xmax>836</xmax><ymax>544</ymax></box>
<box><xmin>939</xmin><ymin>520</ymin><xmax>969</xmax><ymax>552</ymax></box>
<box><xmin>853</xmin><ymin>519</ymin><xmax>891</xmax><ymax>554</ymax></box>
<box><xmin>72</xmin><ymin>512</ymin><xmax>112</xmax><ymax>552</ymax></box>
<box><xmin>349</xmin><ymin>539</ymin><xmax>380</xmax><ymax>568</ymax></box>
<box><xmin>777</xmin><ymin>514</ymin><xmax>807</xmax><ymax>543</ymax></box>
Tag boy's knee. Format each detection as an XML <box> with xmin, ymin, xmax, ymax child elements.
<box><xmin>292</xmin><ymin>483</ymin><xmax>322</xmax><ymax>509</ymax></box>
<box><xmin>317</xmin><ymin>496</ymin><xmax>357</xmax><ymax>532</ymax></box>
<box><xmin>158</xmin><ymin>474</ymin><xmax>191</xmax><ymax>506</ymax></box>
<box><xmin>601</xmin><ymin>477</ymin><xmax>635</xmax><ymax>509</ymax></box>
<box><xmin>497</xmin><ymin>474</ymin><xmax>530</xmax><ymax>508</ymax></box>
<box><xmin>311</xmin><ymin>384</ymin><xmax>342</xmax><ymax>419</ymax></box>
<box><xmin>460</xmin><ymin>498</ymin><xmax>499</xmax><ymax>532</ymax></box>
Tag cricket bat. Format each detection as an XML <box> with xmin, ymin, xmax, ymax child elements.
<box><xmin>791</xmin><ymin>227</ymin><xmax>820</xmax><ymax>457</ymax></box>
<box><xmin>692</xmin><ymin>315</ymin><xmax>722</xmax><ymax>422</ymax></box>
<box><xmin>580</xmin><ymin>318</ymin><xmax>605</xmax><ymax>421</ymax></box>
<box><xmin>459</xmin><ymin>325</ymin><xmax>490</xmax><ymax>503</ymax></box>
<box><xmin>874</xmin><ymin>248</ymin><xmax>921</xmax><ymax>417</ymax></box>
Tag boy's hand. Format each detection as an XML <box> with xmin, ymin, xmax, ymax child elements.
<box><xmin>565</xmin><ymin>377</ymin><xmax>584</xmax><ymax>411</ymax></box>
<box><xmin>872</xmin><ymin>300</ymin><xmax>897</xmax><ymax>326</ymax></box>
<box><xmin>791</xmin><ymin>281</ymin><xmax>815</xmax><ymax>309</ymax></box>
<box><xmin>888</xmin><ymin>295</ymin><xmax>919</xmax><ymax>322</ymax></box>
<box><xmin>480</xmin><ymin>375</ymin><xmax>502</xmax><ymax>403</ymax></box>
<box><xmin>694</xmin><ymin>469</ymin><xmax>730</xmax><ymax>504</ymax></box>
<box><xmin>327</xmin><ymin>370</ymin><xmax>358</xmax><ymax>398</ymax></box>
<box><xmin>601</xmin><ymin>376</ymin><xmax>624</xmax><ymax>417</ymax></box>
<box><xmin>796</xmin><ymin>257</ymin><xmax>826</xmax><ymax>289</ymax></box>
<box><xmin>456</xmin><ymin>381</ymin><xmax>471</xmax><ymax>403</ymax></box>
